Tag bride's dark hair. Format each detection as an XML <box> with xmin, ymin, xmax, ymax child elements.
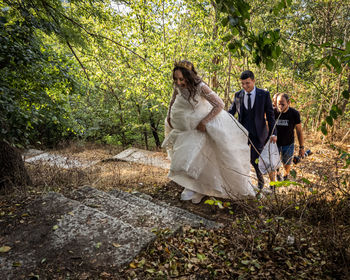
<box><xmin>173</xmin><ymin>60</ymin><xmax>202</xmax><ymax>103</ymax></box>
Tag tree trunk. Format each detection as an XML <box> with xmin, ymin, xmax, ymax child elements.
<box><xmin>149</xmin><ymin>113</ymin><xmax>161</xmax><ymax>148</ymax></box>
<box><xmin>341</xmin><ymin>72</ymin><xmax>350</xmax><ymax>115</ymax></box>
<box><xmin>136</xmin><ymin>103</ymin><xmax>149</xmax><ymax>150</ymax></box>
<box><xmin>303</xmin><ymin>108</ymin><xmax>310</xmax><ymax>132</ymax></box>
<box><xmin>109</xmin><ymin>86</ymin><xmax>127</xmax><ymax>146</ymax></box>
<box><xmin>224</xmin><ymin>53</ymin><xmax>232</xmax><ymax>109</ymax></box>
<box><xmin>210</xmin><ymin>1</ymin><xmax>219</xmax><ymax>90</ymax></box>
<box><xmin>0</xmin><ymin>141</ymin><xmax>31</xmax><ymax>189</ymax></box>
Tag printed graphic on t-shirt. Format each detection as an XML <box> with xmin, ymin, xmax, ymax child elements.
<box><xmin>277</xmin><ymin>119</ymin><xmax>289</xmax><ymax>126</ymax></box>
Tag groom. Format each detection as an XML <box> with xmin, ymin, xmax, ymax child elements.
<box><xmin>228</xmin><ymin>70</ymin><xmax>277</xmax><ymax>189</ymax></box>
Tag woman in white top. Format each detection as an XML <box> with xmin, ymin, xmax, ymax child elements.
<box><xmin>162</xmin><ymin>60</ymin><xmax>255</xmax><ymax>204</ymax></box>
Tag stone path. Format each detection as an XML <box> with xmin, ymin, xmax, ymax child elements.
<box><xmin>22</xmin><ymin>148</ymin><xmax>258</xmax><ymax>186</ymax></box>
<box><xmin>111</xmin><ymin>147</ymin><xmax>170</xmax><ymax>169</ymax></box>
<box><xmin>22</xmin><ymin>147</ymin><xmax>260</xmax><ymax>191</ymax></box>
<box><xmin>24</xmin><ymin>152</ymin><xmax>98</xmax><ymax>169</ymax></box>
<box><xmin>23</xmin><ymin>147</ymin><xmax>169</xmax><ymax>169</ymax></box>
<box><xmin>22</xmin><ymin>149</ymin><xmax>45</xmax><ymax>158</ymax></box>
<box><xmin>0</xmin><ymin>186</ymin><xmax>220</xmax><ymax>279</ymax></box>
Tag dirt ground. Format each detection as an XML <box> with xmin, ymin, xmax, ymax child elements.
<box><xmin>1</xmin><ymin>134</ymin><xmax>349</xmax><ymax>279</ymax></box>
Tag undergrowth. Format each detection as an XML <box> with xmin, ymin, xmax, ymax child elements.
<box><xmin>0</xmin><ymin>141</ymin><xmax>349</xmax><ymax>279</ymax></box>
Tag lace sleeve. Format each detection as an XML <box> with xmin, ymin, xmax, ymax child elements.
<box><xmin>199</xmin><ymin>83</ymin><xmax>224</xmax><ymax>125</ymax></box>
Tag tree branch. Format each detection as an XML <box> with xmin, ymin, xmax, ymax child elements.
<box><xmin>285</xmin><ymin>36</ymin><xmax>345</xmax><ymax>51</ymax></box>
<box><xmin>44</xmin><ymin>1</ymin><xmax>159</xmax><ymax>71</ymax></box>
<box><xmin>65</xmin><ymin>40</ymin><xmax>90</xmax><ymax>81</ymax></box>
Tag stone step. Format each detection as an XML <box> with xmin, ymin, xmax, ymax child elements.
<box><xmin>0</xmin><ymin>192</ymin><xmax>155</xmax><ymax>279</ymax></box>
<box><xmin>109</xmin><ymin>188</ymin><xmax>222</xmax><ymax>229</ymax></box>
<box><xmin>73</xmin><ymin>186</ymin><xmax>220</xmax><ymax>233</ymax></box>
<box><xmin>25</xmin><ymin>152</ymin><xmax>98</xmax><ymax>169</ymax></box>
<box><xmin>109</xmin><ymin>147</ymin><xmax>170</xmax><ymax>169</ymax></box>
<box><xmin>22</xmin><ymin>148</ymin><xmax>45</xmax><ymax>159</ymax></box>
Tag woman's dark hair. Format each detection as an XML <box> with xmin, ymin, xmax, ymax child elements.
<box><xmin>240</xmin><ymin>70</ymin><xmax>255</xmax><ymax>80</ymax></box>
<box><xmin>173</xmin><ymin>60</ymin><xmax>202</xmax><ymax>103</ymax></box>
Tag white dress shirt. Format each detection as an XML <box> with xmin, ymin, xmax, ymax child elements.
<box><xmin>243</xmin><ymin>86</ymin><xmax>256</xmax><ymax>110</ymax></box>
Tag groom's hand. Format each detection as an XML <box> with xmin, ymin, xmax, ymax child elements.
<box><xmin>270</xmin><ymin>135</ymin><xmax>277</xmax><ymax>143</ymax></box>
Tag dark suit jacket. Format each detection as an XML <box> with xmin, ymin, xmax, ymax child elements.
<box><xmin>228</xmin><ymin>87</ymin><xmax>276</xmax><ymax>147</ymax></box>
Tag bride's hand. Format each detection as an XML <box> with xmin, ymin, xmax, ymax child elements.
<box><xmin>196</xmin><ymin>121</ymin><xmax>206</xmax><ymax>132</ymax></box>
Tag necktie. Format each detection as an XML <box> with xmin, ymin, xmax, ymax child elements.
<box><xmin>247</xmin><ymin>93</ymin><xmax>252</xmax><ymax>111</ymax></box>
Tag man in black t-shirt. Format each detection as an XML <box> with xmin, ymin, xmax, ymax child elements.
<box><xmin>274</xmin><ymin>93</ymin><xmax>305</xmax><ymax>180</ymax></box>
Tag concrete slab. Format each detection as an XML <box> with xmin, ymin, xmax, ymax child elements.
<box><xmin>22</xmin><ymin>149</ymin><xmax>45</xmax><ymax>159</ymax></box>
<box><xmin>131</xmin><ymin>190</ymin><xmax>224</xmax><ymax>229</ymax></box>
<box><xmin>72</xmin><ymin>186</ymin><xmax>220</xmax><ymax>232</ymax></box>
<box><xmin>25</xmin><ymin>152</ymin><xmax>98</xmax><ymax>169</ymax></box>
<box><xmin>0</xmin><ymin>192</ymin><xmax>155</xmax><ymax>279</ymax></box>
<box><xmin>112</xmin><ymin>147</ymin><xmax>170</xmax><ymax>169</ymax></box>
<box><xmin>109</xmin><ymin>188</ymin><xmax>222</xmax><ymax>229</ymax></box>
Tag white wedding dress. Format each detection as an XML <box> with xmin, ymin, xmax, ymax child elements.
<box><xmin>162</xmin><ymin>83</ymin><xmax>255</xmax><ymax>200</ymax></box>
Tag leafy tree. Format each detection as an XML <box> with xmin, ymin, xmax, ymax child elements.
<box><xmin>1</xmin><ymin>0</ymin><xmax>349</xmax><ymax>163</ymax></box>
<box><xmin>215</xmin><ymin>0</ymin><xmax>349</xmax><ymax>139</ymax></box>
<box><xmin>0</xmin><ymin>0</ymin><xmax>103</xmax><ymax>186</ymax></box>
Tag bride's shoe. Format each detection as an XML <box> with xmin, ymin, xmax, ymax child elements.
<box><xmin>180</xmin><ymin>189</ymin><xmax>204</xmax><ymax>204</ymax></box>
<box><xmin>191</xmin><ymin>193</ymin><xmax>205</xmax><ymax>204</ymax></box>
<box><xmin>180</xmin><ymin>189</ymin><xmax>195</xmax><ymax>201</ymax></box>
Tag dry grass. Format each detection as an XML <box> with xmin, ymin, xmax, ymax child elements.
<box><xmin>24</xmin><ymin>142</ymin><xmax>169</xmax><ymax>196</ymax></box>
<box><xmin>1</xmin><ymin>138</ymin><xmax>349</xmax><ymax>279</ymax></box>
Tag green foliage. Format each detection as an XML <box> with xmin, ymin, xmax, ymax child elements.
<box><xmin>0</xmin><ymin>0</ymin><xmax>349</xmax><ymax>148</ymax></box>
<box><xmin>217</xmin><ymin>0</ymin><xmax>349</xmax><ymax>137</ymax></box>
<box><xmin>330</xmin><ymin>144</ymin><xmax>350</xmax><ymax>169</ymax></box>
<box><xmin>270</xmin><ymin>180</ymin><xmax>301</xmax><ymax>188</ymax></box>
<box><xmin>216</xmin><ymin>0</ymin><xmax>285</xmax><ymax>70</ymax></box>
<box><xmin>0</xmin><ymin>5</ymin><xmax>83</xmax><ymax>146</ymax></box>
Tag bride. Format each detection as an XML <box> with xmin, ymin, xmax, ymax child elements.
<box><xmin>162</xmin><ymin>60</ymin><xmax>255</xmax><ymax>204</ymax></box>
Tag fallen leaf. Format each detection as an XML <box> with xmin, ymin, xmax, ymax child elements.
<box><xmin>28</xmin><ymin>273</ymin><xmax>39</xmax><ymax>279</ymax></box>
<box><xmin>0</xmin><ymin>246</ymin><xmax>11</xmax><ymax>253</ymax></box>
<box><xmin>52</xmin><ymin>225</ymin><xmax>59</xmax><ymax>230</ymax></box>
<box><xmin>217</xmin><ymin>202</ymin><xmax>224</xmax><ymax>209</ymax></box>
<box><xmin>197</xmin><ymin>253</ymin><xmax>206</xmax><ymax>260</ymax></box>
<box><xmin>190</xmin><ymin>257</ymin><xmax>200</xmax><ymax>264</ymax></box>
<box><xmin>138</xmin><ymin>258</ymin><xmax>146</xmax><ymax>267</ymax></box>
<box><xmin>129</xmin><ymin>262</ymin><xmax>137</xmax><ymax>269</ymax></box>
<box><xmin>204</xmin><ymin>199</ymin><xmax>215</xmax><ymax>205</ymax></box>
<box><xmin>112</xmin><ymin>243</ymin><xmax>121</xmax><ymax>248</ymax></box>
<box><xmin>223</xmin><ymin>202</ymin><xmax>231</xmax><ymax>207</ymax></box>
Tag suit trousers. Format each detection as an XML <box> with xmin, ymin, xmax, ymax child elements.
<box><xmin>249</xmin><ymin>135</ymin><xmax>264</xmax><ymax>188</ymax></box>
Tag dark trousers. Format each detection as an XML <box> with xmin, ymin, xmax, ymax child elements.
<box><xmin>249</xmin><ymin>135</ymin><xmax>264</xmax><ymax>188</ymax></box>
